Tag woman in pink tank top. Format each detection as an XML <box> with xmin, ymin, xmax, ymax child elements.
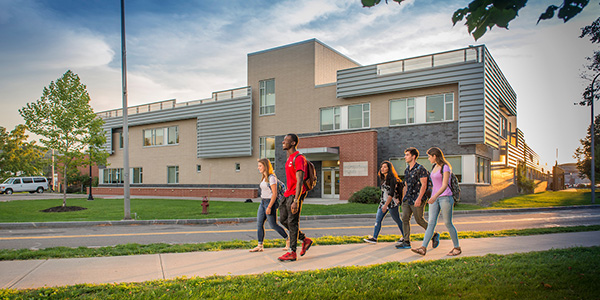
<box><xmin>411</xmin><ymin>147</ymin><xmax>461</xmax><ymax>256</ymax></box>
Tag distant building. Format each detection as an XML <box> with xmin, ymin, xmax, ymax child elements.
<box><xmin>559</xmin><ymin>163</ymin><xmax>590</xmax><ymax>187</ymax></box>
<box><xmin>95</xmin><ymin>39</ymin><xmax>549</xmax><ymax>203</ymax></box>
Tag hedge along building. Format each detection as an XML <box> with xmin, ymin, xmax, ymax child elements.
<box><xmin>96</xmin><ymin>39</ymin><xmax>550</xmax><ymax>203</ymax></box>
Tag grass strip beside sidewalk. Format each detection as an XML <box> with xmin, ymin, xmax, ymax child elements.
<box><xmin>1</xmin><ymin>225</ymin><xmax>599</xmax><ymax>261</ymax></box>
<box><xmin>0</xmin><ymin>190</ymin><xmax>595</xmax><ymax>223</ymax></box>
<box><xmin>2</xmin><ymin>246</ymin><xmax>598</xmax><ymax>299</ymax></box>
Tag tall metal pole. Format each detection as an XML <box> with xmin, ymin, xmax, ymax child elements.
<box><xmin>87</xmin><ymin>152</ymin><xmax>94</xmax><ymax>201</ymax></box>
<box><xmin>121</xmin><ymin>0</ymin><xmax>131</xmax><ymax>219</ymax></box>
<box><xmin>591</xmin><ymin>73</ymin><xmax>600</xmax><ymax>204</ymax></box>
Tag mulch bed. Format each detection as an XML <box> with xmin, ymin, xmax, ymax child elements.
<box><xmin>40</xmin><ymin>206</ymin><xmax>88</xmax><ymax>213</ymax></box>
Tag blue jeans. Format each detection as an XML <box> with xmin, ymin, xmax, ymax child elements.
<box><xmin>257</xmin><ymin>198</ymin><xmax>288</xmax><ymax>243</ymax></box>
<box><xmin>422</xmin><ymin>196</ymin><xmax>460</xmax><ymax>248</ymax></box>
<box><xmin>372</xmin><ymin>205</ymin><xmax>403</xmax><ymax>239</ymax></box>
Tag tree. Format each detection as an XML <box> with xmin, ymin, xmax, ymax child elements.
<box><xmin>361</xmin><ymin>0</ymin><xmax>593</xmax><ymax>40</ymax></box>
<box><xmin>0</xmin><ymin>125</ymin><xmax>46</xmax><ymax>180</ymax></box>
<box><xmin>573</xmin><ymin>15</ymin><xmax>600</xmax><ymax>182</ymax></box>
<box><xmin>574</xmin><ymin>114</ymin><xmax>600</xmax><ymax>182</ymax></box>
<box><xmin>19</xmin><ymin>70</ymin><xmax>108</xmax><ymax>207</ymax></box>
<box><xmin>576</xmin><ymin>17</ymin><xmax>600</xmax><ymax>106</ymax></box>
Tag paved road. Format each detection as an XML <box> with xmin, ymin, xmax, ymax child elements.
<box><xmin>1</xmin><ymin>207</ymin><xmax>598</xmax><ymax>250</ymax></box>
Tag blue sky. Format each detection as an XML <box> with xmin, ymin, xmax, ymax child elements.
<box><xmin>0</xmin><ymin>0</ymin><xmax>598</xmax><ymax>165</ymax></box>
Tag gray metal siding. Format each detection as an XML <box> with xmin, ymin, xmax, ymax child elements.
<box><xmin>482</xmin><ymin>48</ymin><xmax>517</xmax><ymax>150</ymax></box>
<box><xmin>103</xmin><ymin>128</ymin><xmax>113</xmax><ymax>154</ymax></box>
<box><xmin>196</xmin><ymin>97</ymin><xmax>252</xmax><ymax>158</ymax></box>
<box><xmin>337</xmin><ymin>59</ymin><xmax>486</xmax><ymax>146</ymax></box>
<box><xmin>100</xmin><ymin>96</ymin><xmax>253</xmax><ymax>159</ymax></box>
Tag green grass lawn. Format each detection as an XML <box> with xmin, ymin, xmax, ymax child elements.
<box><xmin>0</xmin><ymin>190</ymin><xmax>595</xmax><ymax>223</ymax></box>
<box><xmin>0</xmin><ymin>198</ymin><xmax>378</xmax><ymax>223</ymax></box>
<box><xmin>488</xmin><ymin>189</ymin><xmax>596</xmax><ymax>208</ymax></box>
<box><xmin>2</xmin><ymin>246</ymin><xmax>598</xmax><ymax>299</ymax></box>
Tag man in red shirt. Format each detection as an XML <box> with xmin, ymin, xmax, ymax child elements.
<box><xmin>278</xmin><ymin>133</ymin><xmax>313</xmax><ymax>262</ymax></box>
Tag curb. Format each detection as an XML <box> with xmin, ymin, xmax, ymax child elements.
<box><xmin>1</xmin><ymin>205</ymin><xmax>599</xmax><ymax>230</ymax></box>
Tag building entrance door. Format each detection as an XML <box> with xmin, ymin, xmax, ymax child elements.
<box><xmin>322</xmin><ymin>167</ymin><xmax>340</xmax><ymax>198</ymax></box>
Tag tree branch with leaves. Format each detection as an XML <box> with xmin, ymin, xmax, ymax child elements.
<box><xmin>362</xmin><ymin>0</ymin><xmax>592</xmax><ymax>41</ymax></box>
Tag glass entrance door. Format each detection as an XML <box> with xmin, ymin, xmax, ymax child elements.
<box><xmin>322</xmin><ymin>167</ymin><xmax>340</xmax><ymax>198</ymax></box>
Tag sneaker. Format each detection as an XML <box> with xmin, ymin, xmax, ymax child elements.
<box><xmin>278</xmin><ymin>251</ymin><xmax>297</xmax><ymax>261</ymax></box>
<box><xmin>363</xmin><ymin>237</ymin><xmax>377</xmax><ymax>244</ymax></box>
<box><xmin>432</xmin><ymin>232</ymin><xmax>440</xmax><ymax>249</ymax></box>
<box><xmin>394</xmin><ymin>238</ymin><xmax>404</xmax><ymax>247</ymax></box>
<box><xmin>300</xmin><ymin>237</ymin><xmax>313</xmax><ymax>256</ymax></box>
<box><xmin>395</xmin><ymin>241</ymin><xmax>411</xmax><ymax>249</ymax></box>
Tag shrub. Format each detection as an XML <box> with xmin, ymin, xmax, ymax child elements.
<box><xmin>348</xmin><ymin>186</ymin><xmax>381</xmax><ymax>204</ymax></box>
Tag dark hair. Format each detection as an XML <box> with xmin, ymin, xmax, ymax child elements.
<box><xmin>378</xmin><ymin>161</ymin><xmax>400</xmax><ymax>186</ymax></box>
<box><xmin>286</xmin><ymin>133</ymin><xmax>299</xmax><ymax>147</ymax></box>
<box><xmin>426</xmin><ymin>147</ymin><xmax>451</xmax><ymax>173</ymax></box>
<box><xmin>404</xmin><ymin>147</ymin><xmax>419</xmax><ymax>159</ymax></box>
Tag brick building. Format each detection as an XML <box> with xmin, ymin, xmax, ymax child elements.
<box><xmin>96</xmin><ymin>39</ymin><xmax>549</xmax><ymax>203</ymax></box>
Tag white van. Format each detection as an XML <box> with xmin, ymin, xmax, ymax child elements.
<box><xmin>0</xmin><ymin>177</ymin><xmax>49</xmax><ymax>194</ymax></box>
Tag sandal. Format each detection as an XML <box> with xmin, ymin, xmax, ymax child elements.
<box><xmin>411</xmin><ymin>246</ymin><xmax>427</xmax><ymax>256</ymax></box>
<box><xmin>249</xmin><ymin>245</ymin><xmax>264</xmax><ymax>252</ymax></box>
<box><xmin>447</xmin><ymin>247</ymin><xmax>461</xmax><ymax>256</ymax></box>
<box><xmin>283</xmin><ymin>238</ymin><xmax>290</xmax><ymax>251</ymax></box>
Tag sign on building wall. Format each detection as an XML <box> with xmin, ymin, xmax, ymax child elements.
<box><xmin>343</xmin><ymin>161</ymin><xmax>368</xmax><ymax>177</ymax></box>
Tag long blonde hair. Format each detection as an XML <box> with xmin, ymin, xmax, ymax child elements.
<box><xmin>258</xmin><ymin>158</ymin><xmax>274</xmax><ymax>182</ymax></box>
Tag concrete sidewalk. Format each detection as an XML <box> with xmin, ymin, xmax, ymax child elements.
<box><xmin>1</xmin><ymin>231</ymin><xmax>599</xmax><ymax>290</ymax></box>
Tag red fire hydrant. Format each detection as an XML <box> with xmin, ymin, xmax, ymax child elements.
<box><xmin>201</xmin><ymin>196</ymin><xmax>209</xmax><ymax>215</ymax></box>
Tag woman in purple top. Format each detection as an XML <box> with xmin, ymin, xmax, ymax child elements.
<box><xmin>411</xmin><ymin>147</ymin><xmax>461</xmax><ymax>256</ymax></box>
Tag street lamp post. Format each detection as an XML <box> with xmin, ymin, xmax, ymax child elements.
<box><xmin>87</xmin><ymin>163</ymin><xmax>94</xmax><ymax>201</ymax></box>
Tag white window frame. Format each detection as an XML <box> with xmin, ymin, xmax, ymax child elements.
<box><xmin>389</xmin><ymin>98</ymin><xmax>415</xmax><ymax>126</ymax></box>
<box><xmin>143</xmin><ymin>126</ymin><xmax>179</xmax><ymax>147</ymax></box>
<box><xmin>499</xmin><ymin>115</ymin><xmax>508</xmax><ymax>139</ymax></box>
<box><xmin>320</xmin><ymin>103</ymin><xmax>370</xmax><ymax>132</ymax></box>
<box><xmin>476</xmin><ymin>157</ymin><xmax>491</xmax><ymax>184</ymax></box>
<box><xmin>167</xmin><ymin>166</ymin><xmax>179</xmax><ymax>184</ymax></box>
<box><xmin>259</xmin><ymin>136</ymin><xmax>276</xmax><ymax>169</ymax></box>
<box><xmin>426</xmin><ymin>93</ymin><xmax>454</xmax><ymax>123</ymax></box>
<box><xmin>259</xmin><ymin>79</ymin><xmax>275</xmax><ymax>116</ymax></box>
<box><xmin>390</xmin><ymin>93</ymin><xmax>454</xmax><ymax>126</ymax></box>
<box><xmin>102</xmin><ymin>168</ymin><xmax>124</xmax><ymax>184</ymax></box>
<box><xmin>132</xmin><ymin>167</ymin><xmax>143</xmax><ymax>184</ymax></box>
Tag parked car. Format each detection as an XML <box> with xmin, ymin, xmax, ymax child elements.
<box><xmin>0</xmin><ymin>177</ymin><xmax>49</xmax><ymax>194</ymax></box>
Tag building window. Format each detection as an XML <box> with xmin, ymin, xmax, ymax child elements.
<box><xmin>103</xmin><ymin>168</ymin><xmax>124</xmax><ymax>184</ymax></box>
<box><xmin>476</xmin><ymin>157</ymin><xmax>491</xmax><ymax>184</ymax></box>
<box><xmin>132</xmin><ymin>167</ymin><xmax>143</xmax><ymax>184</ymax></box>
<box><xmin>320</xmin><ymin>103</ymin><xmax>370</xmax><ymax>132</ymax></box>
<box><xmin>143</xmin><ymin>126</ymin><xmax>178</xmax><ymax>147</ymax></box>
<box><xmin>119</xmin><ymin>132</ymin><xmax>124</xmax><ymax>149</ymax></box>
<box><xmin>259</xmin><ymin>79</ymin><xmax>275</xmax><ymax>115</ymax></box>
<box><xmin>197</xmin><ymin>164</ymin><xmax>201</xmax><ymax>173</ymax></box>
<box><xmin>426</xmin><ymin>93</ymin><xmax>454</xmax><ymax>123</ymax></box>
<box><xmin>499</xmin><ymin>115</ymin><xmax>508</xmax><ymax>139</ymax></box>
<box><xmin>167</xmin><ymin>166</ymin><xmax>179</xmax><ymax>184</ymax></box>
<box><xmin>168</xmin><ymin>126</ymin><xmax>179</xmax><ymax>144</ymax></box>
<box><xmin>320</xmin><ymin>107</ymin><xmax>341</xmax><ymax>131</ymax></box>
<box><xmin>235</xmin><ymin>163</ymin><xmax>241</xmax><ymax>172</ymax></box>
<box><xmin>259</xmin><ymin>136</ymin><xmax>276</xmax><ymax>169</ymax></box>
<box><xmin>390</xmin><ymin>98</ymin><xmax>415</xmax><ymax>125</ymax></box>
<box><xmin>348</xmin><ymin>103</ymin><xmax>370</xmax><ymax>129</ymax></box>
